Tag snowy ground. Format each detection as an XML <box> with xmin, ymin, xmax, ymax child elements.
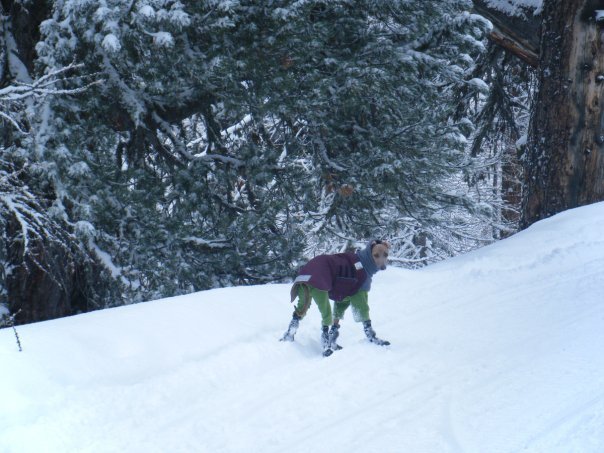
<box><xmin>2</xmin><ymin>203</ymin><xmax>604</xmax><ymax>453</ymax></box>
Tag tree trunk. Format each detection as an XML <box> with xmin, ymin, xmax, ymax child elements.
<box><xmin>521</xmin><ymin>0</ymin><xmax>604</xmax><ymax>227</ymax></box>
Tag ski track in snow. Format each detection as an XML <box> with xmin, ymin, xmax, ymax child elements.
<box><xmin>1</xmin><ymin>203</ymin><xmax>604</xmax><ymax>452</ymax></box>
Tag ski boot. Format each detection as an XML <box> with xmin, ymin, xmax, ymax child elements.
<box><xmin>363</xmin><ymin>320</ymin><xmax>390</xmax><ymax>346</ymax></box>
<box><xmin>329</xmin><ymin>324</ymin><xmax>343</xmax><ymax>351</ymax></box>
<box><xmin>321</xmin><ymin>325</ymin><xmax>333</xmax><ymax>357</ymax></box>
<box><xmin>280</xmin><ymin>312</ymin><xmax>301</xmax><ymax>341</ymax></box>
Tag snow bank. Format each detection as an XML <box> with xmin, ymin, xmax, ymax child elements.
<box><xmin>1</xmin><ymin>203</ymin><xmax>604</xmax><ymax>452</ymax></box>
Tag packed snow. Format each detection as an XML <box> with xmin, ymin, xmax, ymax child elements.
<box><xmin>2</xmin><ymin>203</ymin><xmax>604</xmax><ymax>452</ymax></box>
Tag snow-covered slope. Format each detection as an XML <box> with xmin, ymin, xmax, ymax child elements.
<box><xmin>2</xmin><ymin>203</ymin><xmax>604</xmax><ymax>453</ymax></box>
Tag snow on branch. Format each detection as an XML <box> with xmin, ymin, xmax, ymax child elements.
<box><xmin>0</xmin><ymin>190</ymin><xmax>56</xmax><ymax>258</ymax></box>
<box><xmin>483</xmin><ymin>0</ymin><xmax>543</xmax><ymax>18</ymax></box>
<box><xmin>0</xmin><ymin>166</ymin><xmax>82</xmax><ymax>261</ymax></box>
<box><xmin>0</xmin><ymin>63</ymin><xmax>102</xmax><ymax>132</ymax></box>
<box><xmin>183</xmin><ymin>237</ymin><xmax>231</xmax><ymax>249</ymax></box>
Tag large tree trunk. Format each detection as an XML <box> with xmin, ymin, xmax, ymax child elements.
<box><xmin>521</xmin><ymin>0</ymin><xmax>604</xmax><ymax>227</ymax></box>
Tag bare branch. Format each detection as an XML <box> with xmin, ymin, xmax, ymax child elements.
<box><xmin>0</xmin><ymin>63</ymin><xmax>103</xmax><ymax>133</ymax></box>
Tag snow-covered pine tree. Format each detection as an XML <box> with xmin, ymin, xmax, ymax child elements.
<box><xmin>270</xmin><ymin>1</ymin><xmax>494</xmax><ymax>263</ymax></box>
<box><xmin>1</xmin><ymin>1</ymin><xmax>116</xmax><ymax>323</ymax></box>
<box><xmin>5</xmin><ymin>0</ymin><xmax>496</xmax><ymax>320</ymax></box>
<box><xmin>33</xmin><ymin>0</ymin><xmax>311</xmax><ymax>302</ymax></box>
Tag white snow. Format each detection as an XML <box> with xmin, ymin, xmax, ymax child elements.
<box><xmin>467</xmin><ymin>77</ymin><xmax>490</xmax><ymax>93</ymax></box>
<box><xmin>90</xmin><ymin>242</ymin><xmax>124</xmax><ymax>282</ymax></box>
<box><xmin>150</xmin><ymin>32</ymin><xmax>174</xmax><ymax>48</ymax></box>
<box><xmin>2</xmin><ymin>202</ymin><xmax>604</xmax><ymax>452</ymax></box>
<box><xmin>5</xmin><ymin>26</ymin><xmax>33</xmax><ymax>84</ymax></box>
<box><xmin>516</xmin><ymin>133</ymin><xmax>528</xmax><ymax>148</ymax></box>
<box><xmin>137</xmin><ymin>5</ymin><xmax>155</xmax><ymax>18</ymax></box>
<box><xmin>101</xmin><ymin>34</ymin><xmax>121</xmax><ymax>52</ymax></box>
<box><xmin>67</xmin><ymin>161</ymin><xmax>91</xmax><ymax>177</ymax></box>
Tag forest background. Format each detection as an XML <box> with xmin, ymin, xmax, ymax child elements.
<box><xmin>0</xmin><ymin>0</ymin><xmax>537</xmax><ymax>324</ymax></box>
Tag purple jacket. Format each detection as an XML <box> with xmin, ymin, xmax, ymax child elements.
<box><xmin>292</xmin><ymin>252</ymin><xmax>368</xmax><ymax>301</ymax></box>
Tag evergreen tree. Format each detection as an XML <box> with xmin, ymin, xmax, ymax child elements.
<box><xmin>3</xmin><ymin>0</ymin><xmax>493</xmax><ymax>321</ymax></box>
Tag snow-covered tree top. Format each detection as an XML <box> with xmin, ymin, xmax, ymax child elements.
<box><xmin>484</xmin><ymin>0</ymin><xmax>543</xmax><ymax>17</ymax></box>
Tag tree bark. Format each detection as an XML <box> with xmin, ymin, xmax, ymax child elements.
<box><xmin>521</xmin><ymin>0</ymin><xmax>604</xmax><ymax>227</ymax></box>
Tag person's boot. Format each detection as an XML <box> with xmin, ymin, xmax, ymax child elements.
<box><xmin>321</xmin><ymin>325</ymin><xmax>333</xmax><ymax>356</ymax></box>
<box><xmin>280</xmin><ymin>312</ymin><xmax>301</xmax><ymax>341</ymax></box>
<box><xmin>363</xmin><ymin>320</ymin><xmax>390</xmax><ymax>346</ymax></box>
<box><xmin>329</xmin><ymin>324</ymin><xmax>343</xmax><ymax>351</ymax></box>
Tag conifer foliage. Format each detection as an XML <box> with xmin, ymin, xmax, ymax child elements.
<box><xmin>1</xmin><ymin>1</ymin><xmax>491</xmax><ymax>322</ymax></box>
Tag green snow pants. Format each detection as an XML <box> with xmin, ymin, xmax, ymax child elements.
<box><xmin>294</xmin><ymin>285</ymin><xmax>370</xmax><ymax>326</ymax></box>
<box><xmin>294</xmin><ymin>285</ymin><xmax>332</xmax><ymax>326</ymax></box>
<box><xmin>333</xmin><ymin>290</ymin><xmax>370</xmax><ymax>323</ymax></box>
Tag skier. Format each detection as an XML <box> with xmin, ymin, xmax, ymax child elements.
<box><xmin>281</xmin><ymin>239</ymin><xmax>390</xmax><ymax>356</ymax></box>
